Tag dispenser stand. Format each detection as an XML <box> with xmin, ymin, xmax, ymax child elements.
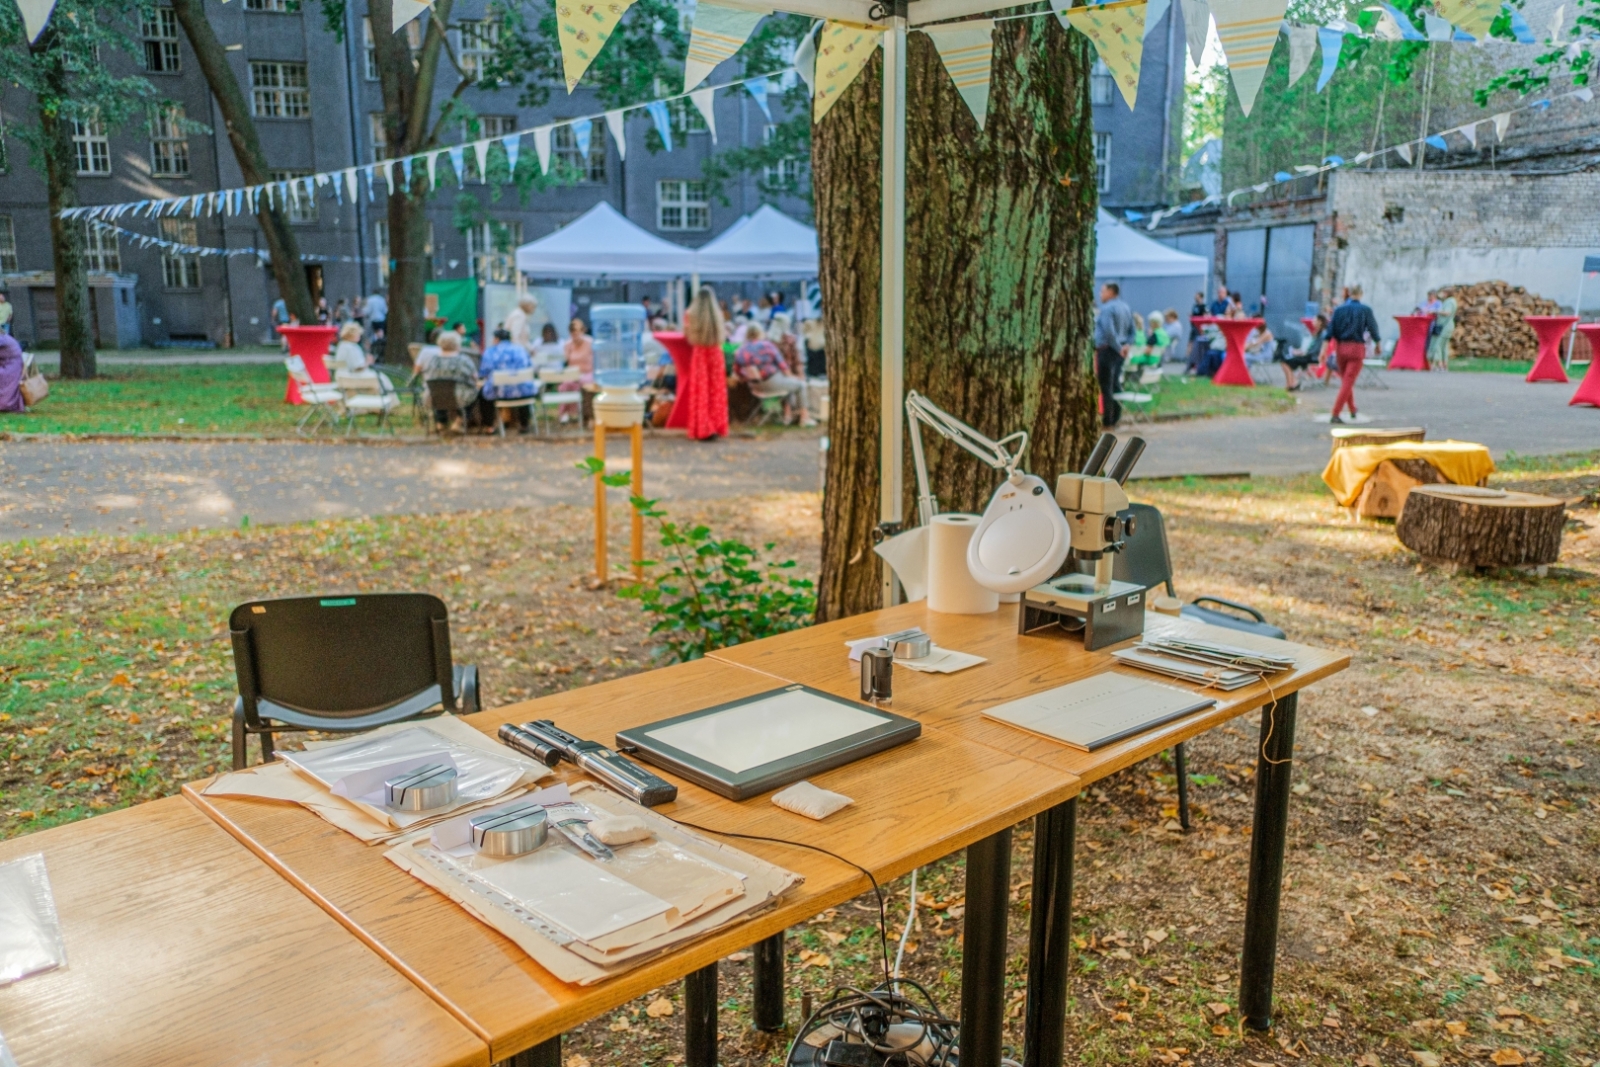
<box><xmin>592</xmin><ymin>420</ymin><xmax>645</xmax><ymax>585</ymax></box>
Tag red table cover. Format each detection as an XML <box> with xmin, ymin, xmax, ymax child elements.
<box><xmin>1211</xmin><ymin>318</ymin><xmax>1263</xmax><ymax>387</ymax></box>
<box><xmin>654</xmin><ymin>332</ymin><xmax>694</xmax><ymax>430</ymax></box>
<box><xmin>1524</xmin><ymin>316</ymin><xmax>1577</xmax><ymax>383</ymax></box>
<box><xmin>1388</xmin><ymin>314</ymin><xmax>1434</xmax><ymax>371</ymax></box>
<box><xmin>278</xmin><ymin>325</ymin><xmax>339</xmax><ymax>404</ymax></box>
<box><xmin>1570</xmin><ymin>324</ymin><xmax>1600</xmax><ymax>406</ymax></box>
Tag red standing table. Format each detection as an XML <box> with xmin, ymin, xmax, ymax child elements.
<box><xmin>278</xmin><ymin>324</ymin><xmax>339</xmax><ymax>404</ymax></box>
<box><xmin>1300</xmin><ymin>316</ymin><xmax>1318</xmax><ymax>335</ymax></box>
<box><xmin>1524</xmin><ymin>316</ymin><xmax>1577</xmax><ymax>382</ymax></box>
<box><xmin>1212</xmin><ymin>317</ymin><xmax>1263</xmax><ymax>386</ymax></box>
<box><xmin>653</xmin><ymin>331</ymin><xmax>695</xmax><ymax>430</ymax></box>
<box><xmin>1388</xmin><ymin>314</ymin><xmax>1434</xmax><ymax>371</ymax></box>
<box><xmin>1571</xmin><ymin>324</ymin><xmax>1600</xmax><ymax>406</ymax></box>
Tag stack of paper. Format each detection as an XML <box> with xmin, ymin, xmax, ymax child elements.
<box><xmin>982</xmin><ymin>672</ymin><xmax>1216</xmax><ymax>752</ymax></box>
<box><xmin>1112</xmin><ymin>633</ymin><xmax>1295</xmax><ymax>690</ymax></box>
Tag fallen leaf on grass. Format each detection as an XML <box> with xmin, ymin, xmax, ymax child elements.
<box><xmin>1446</xmin><ymin>1021</ymin><xmax>1469</xmax><ymax>1037</ymax></box>
<box><xmin>1323</xmin><ymin>1016</ymin><xmax>1342</xmax><ymax>1028</ymax></box>
<box><xmin>1356</xmin><ymin>1055</ymin><xmax>1381</xmax><ymax>1067</ymax></box>
<box><xmin>1212</xmin><ymin>1026</ymin><xmax>1232</xmax><ymax>1037</ymax></box>
<box><xmin>822</xmin><ymin>930</ymin><xmax>847</xmax><ymax>946</ymax></box>
<box><xmin>797</xmin><ymin>950</ymin><xmax>832</xmax><ymax>969</ymax></box>
<box><xmin>1145</xmin><ymin>927</ymin><xmax>1169</xmax><ymax>944</ymax></box>
<box><xmin>1480</xmin><ymin>969</ymin><xmax>1503</xmax><ymax>985</ymax></box>
<box><xmin>726</xmin><ymin>951</ymin><xmax>751</xmax><ymax>962</ymax></box>
<box><xmin>1206</xmin><ymin>1002</ymin><xmax>1232</xmax><ymax>1019</ymax></box>
<box><xmin>565</xmin><ymin>1057</ymin><xmax>590</xmax><ymax>1067</ymax></box>
<box><xmin>1361</xmin><ymin>705</ymin><xmax>1381</xmax><ymax>717</ymax></box>
<box><xmin>646</xmin><ymin>998</ymin><xmax>674</xmax><ymax>1018</ymax></box>
<box><xmin>1491</xmin><ymin>1051</ymin><xmax>1525</xmax><ymax>1066</ymax></box>
<box><xmin>1112</xmin><ymin>1011</ymin><xmax>1133</xmax><ymax>1023</ymax></box>
<box><xmin>608</xmin><ymin>1017</ymin><xmax>631</xmax><ymax>1032</ymax></box>
<box><xmin>1409</xmin><ymin>1052</ymin><xmax>1440</xmax><ymax>1067</ymax></box>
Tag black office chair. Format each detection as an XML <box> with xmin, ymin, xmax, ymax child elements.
<box><xmin>229</xmin><ymin>593</ymin><xmax>481</xmax><ymax>769</ymax></box>
<box><xmin>1112</xmin><ymin>503</ymin><xmax>1284</xmax><ymax>830</ymax></box>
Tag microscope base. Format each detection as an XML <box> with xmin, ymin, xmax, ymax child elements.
<box><xmin>1019</xmin><ymin>575</ymin><xmax>1146</xmax><ymax>652</ymax></box>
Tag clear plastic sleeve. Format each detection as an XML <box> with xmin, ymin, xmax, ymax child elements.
<box><xmin>0</xmin><ymin>853</ymin><xmax>66</xmax><ymax>987</ymax></box>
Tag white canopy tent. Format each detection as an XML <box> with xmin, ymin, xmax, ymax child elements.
<box><xmin>514</xmin><ymin>201</ymin><xmax>698</xmax><ymax>281</ymax></box>
<box><xmin>1093</xmin><ymin>210</ymin><xmax>1210</xmax><ymax>335</ymax></box>
<box><xmin>694</xmin><ymin>205</ymin><xmax>819</xmax><ymax>280</ymax></box>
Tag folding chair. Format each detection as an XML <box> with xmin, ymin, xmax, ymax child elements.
<box><xmin>489</xmin><ymin>368</ymin><xmax>538</xmax><ymax>436</ymax></box>
<box><xmin>228</xmin><ymin>593</ymin><xmax>481</xmax><ymax>768</ymax></box>
<box><xmin>1112</xmin><ymin>502</ymin><xmax>1285</xmax><ymax>830</ymax></box>
<box><xmin>286</xmin><ymin>357</ymin><xmax>344</xmax><ymax>435</ymax></box>
<box><xmin>336</xmin><ymin>369</ymin><xmax>401</xmax><ymax>435</ymax></box>
<box><xmin>1111</xmin><ymin>388</ymin><xmax>1155</xmax><ymax>423</ymax></box>
<box><xmin>746</xmin><ymin>378</ymin><xmax>792</xmax><ymax>425</ymax></box>
<box><xmin>426</xmin><ymin>379</ymin><xmax>466</xmax><ymax>436</ymax></box>
<box><xmin>535</xmin><ymin>368</ymin><xmax>584</xmax><ymax>433</ymax></box>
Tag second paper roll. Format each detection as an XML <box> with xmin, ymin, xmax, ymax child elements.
<box><xmin>927</xmin><ymin>513</ymin><xmax>1000</xmax><ymax>614</ymax></box>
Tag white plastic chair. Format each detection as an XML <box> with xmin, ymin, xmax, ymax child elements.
<box><xmin>287</xmin><ymin>357</ymin><xmax>344</xmax><ymax>435</ymax></box>
<box><xmin>489</xmin><ymin>368</ymin><xmax>538</xmax><ymax>436</ymax></box>
<box><xmin>1112</xmin><ymin>389</ymin><xmax>1155</xmax><ymax>423</ymax></box>
<box><xmin>535</xmin><ymin>368</ymin><xmax>584</xmax><ymax>432</ymax></box>
<box><xmin>336</xmin><ymin>369</ymin><xmax>400</xmax><ymax>435</ymax></box>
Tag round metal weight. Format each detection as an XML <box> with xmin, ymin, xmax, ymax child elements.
<box><xmin>470</xmin><ymin>803</ymin><xmax>550</xmax><ymax>858</ymax></box>
<box><xmin>384</xmin><ymin>763</ymin><xmax>460</xmax><ymax>812</ymax></box>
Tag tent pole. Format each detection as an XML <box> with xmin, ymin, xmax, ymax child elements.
<box><xmin>1568</xmin><ymin>271</ymin><xmax>1586</xmax><ymax>370</ymax></box>
<box><xmin>879</xmin><ymin>1</ymin><xmax>908</xmax><ymax>607</ymax></box>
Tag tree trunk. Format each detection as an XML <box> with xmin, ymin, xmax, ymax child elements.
<box><xmin>34</xmin><ymin>48</ymin><xmax>95</xmax><ymax>379</ymax></box>
<box><xmin>1396</xmin><ymin>486</ymin><xmax>1566</xmax><ymax>568</ymax></box>
<box><xmin>169</xmin><ymin>0</ymin><xmax>315</xmax><ymax>326</ymax></box>
<box><xmin>813</xmin><ymin>20</ymin><xmax>1101</xmax><ymax>621</ymax></box>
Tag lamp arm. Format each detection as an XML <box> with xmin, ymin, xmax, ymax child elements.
<box><xmin>904</xmin><ymin>390</ymin><xmax>1030</xmax><ymax>527</ymax></box>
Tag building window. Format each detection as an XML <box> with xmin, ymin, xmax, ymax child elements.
<box><xmin>668</xmin><ymin>98</ymin><xmax>708</xmax><ymax>136</ymax></box>
<box><xmin>363</xmin><ymin>18</ymin><xmax>378</xmax><ymax>79</ymax></box>
<box><xmin>457</xmin><ymin>20</ymin><xmax>498</xmax><ymax>78</ymax></box>
<box><xmin>159</xmin><ymin>219</ymin><xmax>201</xmax><ymax>289</ymax></box>
<box><xmin>1090</xmin><ymin>58</ymin><xmax>1114</xmax><ymax>106</ymax></box>
<box><xmin>244</xmin><ymin>0</ymin><xmax>294</xmax><ymax>11</ymax></box>
<box><xmin>657</xmin><ymin>180</ymin><xmax>709</xmax><ymax>232</ymax></box>
<box><xmin>0</xmin><ymin>216</ymin><xmax>16</xmax><ymax>271</ymax></box>
<box><xmin>368</xmin><ymin>113</ymin><xmax>389</xmax><ymax>162</ymax></box>
<box><xmin>72</xmin><ymin>115</ymin><xmax>111</xmax><ymax>175</ymax></box>
<box><xmin>465</xmin><ymin>220</ymin><xmax>522</xmax><ymax>283</ymax></box>
<box><xmin>270</xmin><ymin>170</ymin><xmax>318</xmax><ymax>224</ymax></box>
<box><xmin>0</xmin><ymin>107</ymin><xmax>9</xmax><ymax>173</ymax></box>
<box><xmin>553</xmin><ymin>125</ymin><xmax>605</xmax><ymax>182</ymax></box>
<box><xmin>149</xmin><ymin>105</ymin><xmax>190</xmax><ymax>176</ymax></box>
<box><xmin>762</xmin><ymin>124</ymin><xmax>803</xmax><ymax>186</ymax></box>
<box><xmin>672</xmin><ymin>0</ymin><xmax>694</xmax><ymax>32</ymax></box>
<box><xmin>1094</xmin><ymin>131</ymin><xmax>1111</xmax><ymax>193</ymax></box>
<box><xmin>374</xmin><ymin>220</ymin><xmax>433</xmax><ymax>284</ymax></box>
<box><xmin>142</xmin><ymin>7</ymin><xmax>181</xmax><ymax>73</ymax></box>
<box><xmin>250</xmin><ymin>62</ymin><xmax>310</xmax><ymax>118</ymax></box>
<box><xmin>461</xmin><ymin>116</ymin><xmax>516</xmax><ymax>181</ymax></box>
<box><xmin>82</xmin><ymin>222</ymin><xmax>120</xmax><ymax>272</ymax></box>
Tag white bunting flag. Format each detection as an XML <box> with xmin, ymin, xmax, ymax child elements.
<box><xmin>1492</xmin><ymin>111</ymin><xmax>1512</xmax><ymax>139</ymax></box>
<box><xmin>684</xmin><ymin>2</ymin><xmax>768</xmax><ymax>91</ymax></box>
<box><xmin>1459</xmin><ymin>122</ymin><xmax>1479</xmax><ymax>147</ymax></box>
<box><xmin>1143</xmin><ymin>0</ymin><xmax>1171</xmax><ymax>38</ymax></box>
<box><xmin>1395</xmin><ymin>142</ymin><xmax>1412</xmax><ymax>163</ymax></box>
<box><xmin>794</xmin><ymin>21</ymin><xmax>819</xmax><ymax>95</ymax></box>
<box><xmin>1353</xmin><ymin>150</ymin><xmax>1372</xmax><ymax>163</ymax></box>
<box><xmin>689</xmin><ymin>87</ymin><xmax>718</xmax><ymax>142</ymax></box>
<box><xmin>345</xmin><ymin>169</ymin><xmax>358</xmax><ymax>202</ymax></box>
<box><xmin>1284</xmin><ymin>23</ymin><xmax>1317</xmax><ymax>87</ymax></box>
<box><xmin>17</xmin><ymin>0</ymin><xmax>57</xmax><ymax>43</ymax></box>
<box><xmin>604</xmin><ymin>109</ymin><xmax>628</xmax><ymax>160</ymax></box>
<box><xmin>1572</xmin><ymin>86</ymin><xmax>1595</xmax><ymax>102</ymax></box>
<box><xmin>1210</xmin><ymin>0</ymin><xmax>1290</xmax><ymax>116</ymax></box>
<box><xmin>470</xmin><ymin>140</ymin><xmax>487</xmax><ymax>180</ymax></box>
<box><xmin>1549</xmin><ymin>4</ymin><xmax>1565</xmax><ymax>41</ymax></box>
<box><xmin>1180</xmin><ymin>0</ymin><xmax>1211</xmax><ymax>66</ymax></box>
<box><xmin>425</xmin><ymin>150</ymin><xmax>439</xmax><ymax>188</ymax></box>
<box><xmin>1423</xmin><ymin>13</ymin><xmax>1453</xmax><ymax>40</ymax></box>
<box><xmin>921</xmin><ymin>20</ymin><xmax>995</xmax><ymax>128</ymax></box>
<box><xmin>392</xmin><ymin>0</ymin><xmax>432</xmax><ymax>33</ymax></box>
<box><xmin>533</xmin><ymin>125</ymin><xmax>553</xmax><ymax>174</ymax></box>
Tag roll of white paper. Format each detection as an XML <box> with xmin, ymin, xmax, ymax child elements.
<box><xmin>927</xmin><ymin>513</ymin><xmax>1000</xmax><ymax>615</ymax></box>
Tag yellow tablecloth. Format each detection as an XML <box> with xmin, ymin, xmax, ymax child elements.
<box><xmin>1321</xmin><ymin>440</ymin><xmax>1496</xmax><ymax>506</ymax></box>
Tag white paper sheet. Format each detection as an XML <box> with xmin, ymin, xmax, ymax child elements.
<box><xmin>982</xmin><ymin>671</ymin><xmax>1216</xmax><ymax>751</ymax></box>
<box><xmin>645</xmin><ymin>689</ymin><xmax>893</xmax><ymax>774</ymax></box>
<box><xmin>440</xmin><ymin>844</ymin><xmax>671</xmax><ymax>942</ymax></box>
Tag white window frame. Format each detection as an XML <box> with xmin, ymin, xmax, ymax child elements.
<box><xmin>244</xmin><ymin>0</ymin><xmax>293</xmax><ymax>12</ymax></box>
<box><xmin>270</xmin><ymin>170</ymin><xmax>318</xmax><ymax>224</ymax></box>
<box><xmin>1090</xmin><ymin>58</ymin><xmax>1114</xmax><ymax>107</ymax></box>
<box><xmin>465</xmin><ymin>219</ymin><xmax>522</xmax><ymax>282</ymax></box>
<box><xmin>460</xmin><ymin>116</ymin><xmax>516</xmax><ymax>181</ymax></box>
<box><xmin>1094</xmin><ymin>131</ymin><xmax>1111</xmax><ymax>193</ymax></box>
<box><xmin>656</xmin><ymin>180</ymin><xmax>709</xmax><ymax>232</ymax></box>
<box><xmin>82</xmin><ymin>222</ymin><xmax>120</xmax><ymax>272</ymax></box>
<box><xmin>368</xmin><ymin>112</ymin><xmax>389</xmax><ymax>162</ymax></box>
<box><xmin>762</xmin><ymin>123</ymin><xmax>803</xmax><ymax>186</ymax></box>
<box><xmin>668</xmin><ymin>98</ymin><xmax>708</xmax><ymax>136</ymax></box>
<box><xmin>250</xmin><ymin>62</ymin><xmax>310</xmax><ymax>119</ymax></box>
<box><xmin>363</xmin><ymin>18</ymin><xmax>378</xmax><ymax>80</ymax></box>
<box><xmin>553</xmin><ymin>125</ymin><xmax>605</xmax><ymax>183</ymax></box>
<box><xmin>72</xmin><ymin>115</ymin><xmax>111</xmax><ymax>176</ymax></box>
<box><xmin>457</xmin><ymin>20</ymin><xmax>498</xmax><ymax>79</ymax></box>
<box><xmin>149</xmin><ymin>104</ymin><xmax>190</xmax><ymax>176</ymax></box>
<box><xmin>142</xmin><ymin>7</ymin><xmax>181</xmax><ymax>73</ymax></box>
<box><xmin>0</xmin><ymin>215</ymin><xmax>16</xmax><ymax>272</ymax></box>
<box><xmin>159</xmin><ymin>219</ymin><xmax>201</xmax><ymax>290</ymax></box>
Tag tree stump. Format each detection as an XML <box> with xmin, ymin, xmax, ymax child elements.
<box><xmin>1356</xmin><ymin>459</ymin><xmax>1450</xmax><ymax>519</ymax></box>
<box><xmin>1396</xmin><ymin>485</ymin><xmax>1567</xmax><ymax>570</ymax></box>
<box><xmin>1330</xmin><ymin>426</ymin><xmax>1426</xmax><ymax>452</ymax></box>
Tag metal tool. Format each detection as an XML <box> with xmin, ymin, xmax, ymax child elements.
<box><xmin>883</xmin><ymin>628</ymin><xmax>932</xmax><ymax>660</ymax></box>
<box><xmin>544</xmin><ymin>802</ymin><xmax>614</xmax><ymax>861</ymax></box>
<box><xmin>500</xmin><ymin>720</ymin><xmax>679</xmax><ymax>807</ymax></box>
<box><xmin>384</xmin><ymin>763</ymin><xmax>459</xmax><ymax>812</ymax></box>
<box><xmin>469</xmin><ymin>801</ymin><xmax>549</xmax><ymax>858</ymax></box>
<box><xmin>860</xmin><ymin>647</ymin><xmax>894</xmax><ymax>705</ymax></box>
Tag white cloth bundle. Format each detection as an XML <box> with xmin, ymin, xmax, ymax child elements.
<box><xmin>772</xmin><ymin>781</ymin><xmax>853</xmax><ymax>821</ymax></box>
<box><xmin>589</xmin><ymin>815</ymin><xmax>653</xmax><ymax>846</ymax></box>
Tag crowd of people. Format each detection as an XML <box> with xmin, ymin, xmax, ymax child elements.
<box><xmin>271</xmin><ymin>290</ymin><xmax>390</xmax><ymax>360</ymax></box>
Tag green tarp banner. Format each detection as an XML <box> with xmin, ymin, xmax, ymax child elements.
<box><xmin>425</xmin><ymin>278</ymin><xmax>479</xmax><ymax>341</ymax></box>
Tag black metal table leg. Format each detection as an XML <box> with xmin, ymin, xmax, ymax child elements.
<box><xmin>753</xmin><ymin>931</ymin><xmax>785</xmax><ymax>1032</ymax></box>
<box><xmin>685</xmin><ymin>960</ymin><xmax>719</xmax><ymax>1067</ymax></box>
<box><xmin>499</xmin><ymin>1035</ymin><xmax>560</xmax><ymax>1067</ymax></box>
<box><xmin>1174</xmin><ymin>742</ymin><xmax>1192</xmax><ymax>831</ymax></box>
<box><xmin>961</xmin><ymin>827</ymin><xmax>1013</xmax><ymax>1067</ymax></box>
<box><xmin>1239</xmin><ymin>692</ymin><xmax>1298</xmax><ymax>1032</ymax></box>
<box><xmin>1024</xmin><ymin>799</ymin><xmax>1076</xmax><ymax>1067</ymax></box>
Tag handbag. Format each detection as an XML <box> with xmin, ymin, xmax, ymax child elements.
<box><xmin>20</xmin><ymin>371</ymin><xmax>48</xmax><ymax>407</ymax></box>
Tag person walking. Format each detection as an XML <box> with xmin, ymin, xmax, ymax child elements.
<box><xmin>504</xmin><ymin>295</ymin><xmax>538</xmax><ymax>350</ymax></box>
<box><xmin>366</xmin><ymin>289</ymin><xmax>388</xmax><ymax>361</ymax></box>
<box><xmin>1094</xmin><ymin>282</ymin><xmax>1134</xmax><ymax>428</ymax></box>
<box><xmin>681</xmin><ymin>285</ymin><xmax>731</xmax><ymax>441</ymax></box>
<box><xmin>1326</xmin><ymin>285</ymin><xmax>1382</xmax><ymax>424</ymax></box>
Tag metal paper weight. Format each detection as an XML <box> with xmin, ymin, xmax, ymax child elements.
<box><xmin>470</xmin><ymin>802</ymin><xmax>550</xmax><ymax>858</ymax></box>
<box><xmin>384</xmin><ymin>763</ymin><xmax>459</xmax><ymax>812</ymax></box>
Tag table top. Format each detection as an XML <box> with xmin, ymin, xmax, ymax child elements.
<box><xmin>707</xmin><ymin>602</ymin><xmax>1349</xmax><ymax>785</ymax></box>
<box><xmin>185</xmin><ymin>656</ymin><xmax>1078</xmax><ymax>1062</ymax></box>
<box><xmin>0</xmin><ymin>796</ymin><xmax>486</xmax><ymax>1067</ymax></box>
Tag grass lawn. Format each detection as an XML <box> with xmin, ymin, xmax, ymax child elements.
<box><xmin>1</xmin><ymin>458</ymin><xmax>1596</xmax><ymax>1066</ymax></box>
<box><xmin>1450</xmin><ymin>358</ymin><xmax>1538</xmax><ymax>375</ymax></box>
<box><xmin>1147</xmin><ymin>375</ymin><xmax>1300</xmax><ymax>420</ymax></box>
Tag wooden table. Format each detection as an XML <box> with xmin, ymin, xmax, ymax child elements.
<box><xmin>709</xmin><ymin>602</ymin><xmax>1349</xmax><ymax>1063</ymax></box>
<box><xmin>185</xmin><ymin>657</ymin><xmax>1080</xmax><ymax>1066</ymax></box>
<box><xmin>0</xmin><ymin>796</ymin><xmax>486</xmax><ymax>1067</ymax></box>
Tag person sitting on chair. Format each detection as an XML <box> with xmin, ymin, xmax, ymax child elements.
<box><xmin>333</xmin><ymin>321</ymin><xmax>371</xmax><ymax>374</ymax></box>
<box><xmin>425</xmin><ymin>330</ymin><xmax>482</xmax><ymax>432</ymax></box>
<box><xmin>1276</xmin><ymin>313</ymin><xmax>1326</xmax><ymax>391</ymax></box>
<box><xmin>477</xmin><ymin>327</ymin><xmax>535</xmax><ymax>434</ymax></box>
<box><xmin>733</xmin><ymin>323</ymin><xmax>806</xmax><ymax>425</ymax></box>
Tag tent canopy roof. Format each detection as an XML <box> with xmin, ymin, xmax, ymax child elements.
<box><xmin>1094</xmin><ymin>211</ymin><xmax>1209</xmax><ymax>280</ymax></box>
<box><xmin>514</xmin><ymin>202</ymin><xmax>698</xmax><ymax>281</ymax></box>
<box><xmin>694</xmin><ymin>205</ymin><xmax>819</xmax><ymax>280</ymax></box>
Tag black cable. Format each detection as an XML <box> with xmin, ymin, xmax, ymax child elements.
<box><xmin>667</xmin><ymin>817</ymin><xmax>892</xmax><ymax>986</ymax></box>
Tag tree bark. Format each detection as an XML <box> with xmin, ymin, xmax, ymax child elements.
<box><xmin>169</xmin><ymin>0</ymin><xmax>315</xmax><ymax>326</ymax></box>
<box><xmin>34</xmin><ymin>44</ymin><xmax>95</xmax><ymax>379</ymax></box>
<box><xmin>813</xmin><ymin>19</ymin><xmax>1101</xmax><ymax>621</ymax></box>
<box><xmin>1396</xmin><ymin>487</ymin><xmax>1566</xmax><ymax>568</ymax></box>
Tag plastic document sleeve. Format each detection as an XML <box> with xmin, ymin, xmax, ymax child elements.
<box><xmin>981</xmin><ymin>671</ymin><xmax>1216</xmax><ymax>752</ymax></box>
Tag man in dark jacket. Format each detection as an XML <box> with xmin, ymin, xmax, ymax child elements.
<box><xmin>1094</xmin><ymin>282</ymin><xmax>1134</xmax><ymax>427</ymax></box>
<box><xmin>1326</xmin><ymin>285</ymin><xmax>1382</xmax><ymax>423</ymax></box>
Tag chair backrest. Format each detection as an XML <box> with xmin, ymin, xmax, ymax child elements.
<box><xmin>539</xmin><ymin>368</ymin><xmax>582</xmax><ymax>384</ymax></box>
<box><xmin>492</xmin><ymin>368</ymin><xmax>536</xmax><ymax>388</ymax></box>
<box><xmin>1112</xmin><ymin>502</ymin><xmax>1177</xmax><ymax>597</ymax></box>
<box><xmin>336</xmin><ymin>370</ymin><xmax>381</xmax><ymax>394</ymax></box>
<box><xmin>427</xmin><ymin>379</ymin><xmax>462</xmax><ymax>412</ymax></box>
<box><xmin>229</xmin><ymin>593</ymin><xmax>457</xmax><ymax>724</ymax></box>
<box><xmin>285</xmin><ymin>356</ymin><xmax>312</xmax><ymax>386</ymax></box>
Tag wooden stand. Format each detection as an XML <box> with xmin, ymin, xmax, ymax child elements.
<box><xmin>1396</xmin><ymin>485</ymin><xmax>1566</xmax><ymax>572</ymax></box>
<box><xmin>1355</xmin><ymin>458</ymin><xmax>1450</xmax><ymax>519</ymax></box>
<box><xmin>594</xmin><ymin>422</ymin><xmax>645</xmax><ymax>585</ymax></box>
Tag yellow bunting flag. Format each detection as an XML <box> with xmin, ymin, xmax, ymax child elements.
<box><xmin>1064</xmin><ymin>1</ymin><xmax>1148</xmax><ymax>109</ymax></box>
<box><xmin>813</xmin><ymin>21</ymin><xmax>885</xmax><ymax>121</ymax></box>
<box><xmin>557</xmin><ymin>0</ymin><xmax>638</xmax><ymax>92</ymax></box>
<box><xmin>921</xmin><ymin>20</ymin><xmax>995</xmax><ymax>128</ymax></box>
<box><xmin>1209</xmin><ymin>0</ymin><xmax>1288</xmax><ymax>116</ymax></box>
<box><xmin>1433</xmin><ymin>0</ymin><xmax>1499</xmax><ymax>39</ymax></box>
<box><xmin>684</xmin><ymin>2</ymin><xmax>769</xmax><ymax>92</ymax></box>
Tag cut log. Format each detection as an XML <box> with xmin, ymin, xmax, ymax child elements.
<box><xmin>1356</xmin><ymin>459</ymin><xmax>1449</xmax><ymax>519</ymax></box>
<box><xmin>1396</xmin><ymin>485</ymin><xmax>1567</xmax><ymax>568</ymax></box>
<box><xmin>1330</xmin><ymin>426</ymin><xmax>1426</xmax><ymax>451</ymax></box>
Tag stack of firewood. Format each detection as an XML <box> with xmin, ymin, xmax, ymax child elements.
<box><xmin>1437</xmin><ymin>281</ymin><xmax>1561</xmax><ymax>361</ymax></box>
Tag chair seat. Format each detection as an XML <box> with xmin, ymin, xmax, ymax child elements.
<box><xmin>1112</xmin><ymin>391</ymin><xmax>1153</xmax><ymax>403</ymax></box>
<box><xmin>494</xmin><ymin>396</ymin><xmax>539</xmax><ymax>408</ymax></box>
<box><xmin>345</xmin><ymin>395</ymin><xmax>400</xmax><ymax>413</ymax></box>
<box><xmin>539</xmin><ymin>391</ymin><xmax>582</xmax><ymax>404</ymax></box>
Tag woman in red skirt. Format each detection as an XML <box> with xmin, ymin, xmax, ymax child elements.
<box><xmin>681</xmin><ymin>285</ymin><xmax>730</xmax><ymax>441</ymax></box>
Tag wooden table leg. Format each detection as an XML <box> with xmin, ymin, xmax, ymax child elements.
<box><xmin>962</xmin><ymin>827</ymin><xmax>1012</xmax><ymax>1067</ymax></box>
<box><xmin>499</xmin><ymin>1035</ymin><xmax>559</xmax><ymax>1067</ymax></box>
<box><xmin>594</xmin><ymin>423</ymin><xmax>608</xmax><ymax>585</ymax></box>
<box><xmin>1240</xmin><ymin>691</ymin><xmax>1298</xmax><ymax>1031</ymax></box>
<box><xmin>752</xmin><ymin>931</ymin><xmax>785</xmax><ymax>1032</ymax></box>
<box><xmin>685</xmin><ymin>960</ymin><xmax>718</xmax><ymax>1066</ymax></box>
<box><xmin>630</xmin><ymin>422</ymin><xmax>644</xmax><ymax>581</ymax></box>
<box><xmin>1023</xmin><ymin>799</ymin><xmax>1075</xmax><ymax>1067</ymax></box>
